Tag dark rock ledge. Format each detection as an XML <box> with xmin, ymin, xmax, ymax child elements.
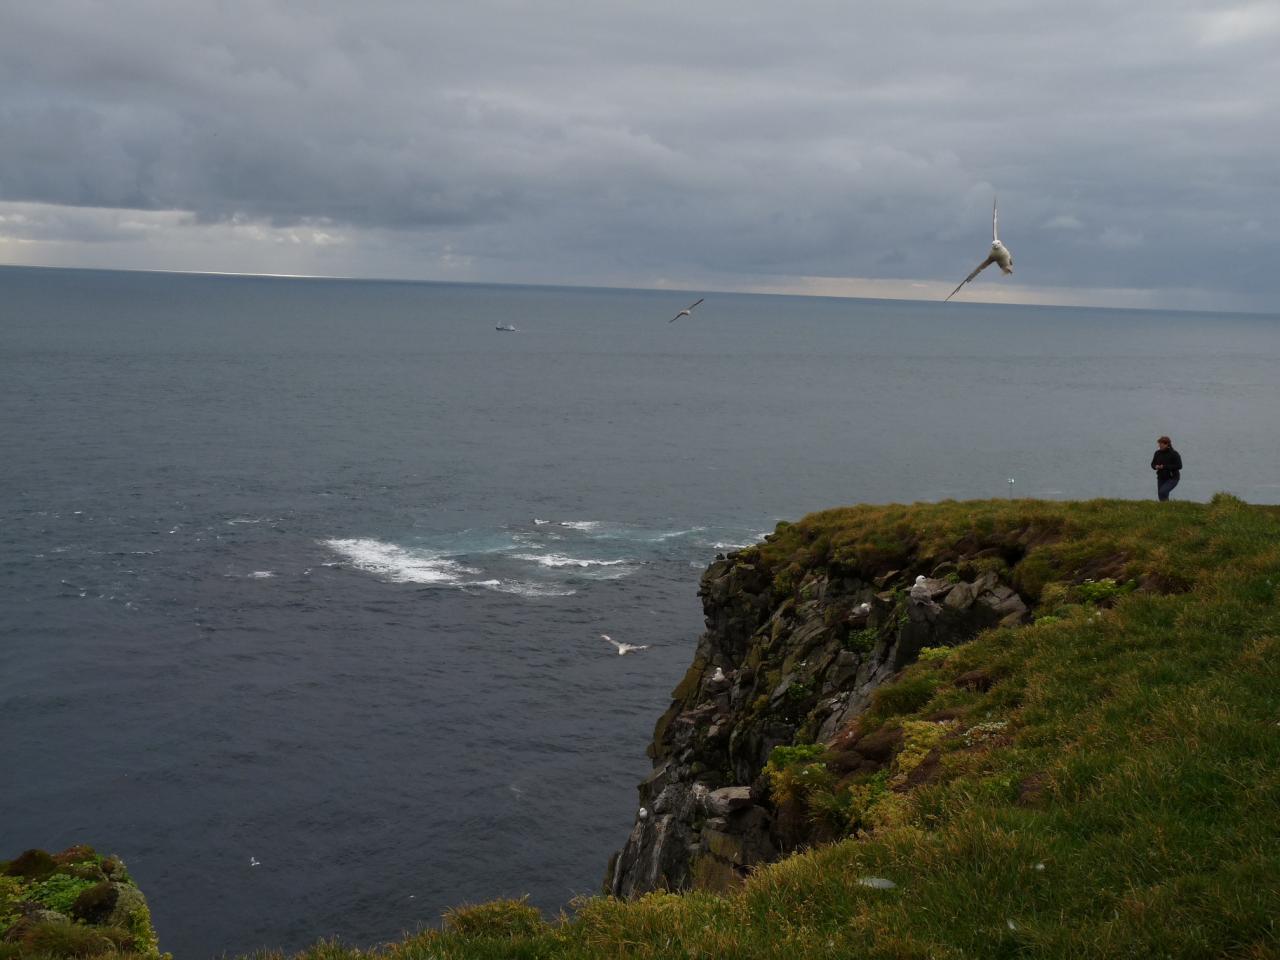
<box><xmin>605</xmin><ymin>550</ymin><xmax>1029</xmax><ymax>898</ymax></box>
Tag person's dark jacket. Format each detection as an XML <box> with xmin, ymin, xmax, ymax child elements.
<box><xmin>1152</xmin><ymin>447</ymin><xmax>1182</xmax><ymax>482</ymax></box>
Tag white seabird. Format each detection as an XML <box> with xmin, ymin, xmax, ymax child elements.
<box><xmin>602</xmin><ymin>633</ymin><xmax>650</xmax><ymax>655</ymax></box>
<box><xmin>909</xmin><ymin>575</ymin><xmax>932</xmax><ymax>601</ymax></box>
<box><xmin>857</xmin><ymin>876</ymin><xmax>897</xmax><ymax>890</ymax></box>
<box><xmin>669</xmin><ymin>298</ymin><xmax>704</xmax><ymax>322</ymax></box>
<box><xmin>945</xmin><ymin>198</ymin><xmax>1013</xmax><ymax>302</ymax></box>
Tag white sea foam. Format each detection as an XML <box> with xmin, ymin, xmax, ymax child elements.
<box><xmin>651</xmin><ymin>526</ymin><xmax>706</xmax><ymax>541</ymax></box>
<box><xmin>482</xmin><ymin>580</ymin><xmax>577</xmax><ymax>597</ymax></box>
<box><xmin>555</xmin><ymin>521</ymin><xmax>708</xmax><ymax>544</ymax></box>
<box><xmin>707</xmin><ymin>536</ymin><xmax>767</xmax><ymax>550</ymax></box>
<box><xmin>583</xmin><ymin>567</ymin><xmax>639</xmax><ymax>580</ymax></box>
<box><xmin>323</xmin><ymin>538</ymin><xmax>477</xmax><ymax>585</ymax></box>
<box><xmin>468</xmin><ymin>577</ymin><xmax>574</xmax><ymax>596</ymax></box>
<box><xmin>701</xmin><ymin>529</ymin><xmax>771</xmax><ymax>550</ymax></box>
<box><xmin>511</xmin><ymin>553</ymin><xmax>632</xmax><ymax>569</ymax></box>
<box><xmin>249</xmin><ymin>570</ymin><xmax>276</xmax><ymax>579</ymax></box>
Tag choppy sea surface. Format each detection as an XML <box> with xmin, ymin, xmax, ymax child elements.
<box><xmin>2</xmin><ymin>266</ymin><xmax>1277</xmax><ymax>956</ymax></box>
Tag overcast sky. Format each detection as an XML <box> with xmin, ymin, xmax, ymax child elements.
<box><xmin>2</xmin><ymin>1</ymin><xmax>1277</xmax><ymax>309</ymax></box>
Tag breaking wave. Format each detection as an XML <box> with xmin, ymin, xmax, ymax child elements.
<box><xmin>321</xmin><ymin>518</ymin><xmax>771</xmax><ymax>599</ymax></box>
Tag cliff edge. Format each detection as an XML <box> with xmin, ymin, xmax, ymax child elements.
<box><xmin>606</xmin><ymin>494</ymin><xmax>1279</xmax><ymax>925</ymax></box>
<box><xmin>606</xmin><ymin>520</ymin><xmax>1033</xmax><ymax>897</ymax></box>
<box><xmin>0</xmin><ymin>846</ymin><xmax>162</xmax><ymax>958</ymax></box>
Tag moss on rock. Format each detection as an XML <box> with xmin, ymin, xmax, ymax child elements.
<box><xmin>0</xmin><ymin>848</ymin><xmax>161</xmax><ymax>958</ymax></box>
<box><xmin>3</xmin><ymin>850</ymin><xmax>57</xmax><ymax>881</ymax></box>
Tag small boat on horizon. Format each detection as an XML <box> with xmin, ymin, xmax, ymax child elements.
<box><xmin>495</xmin><ymin>324</ymin><xmax>518</xmax><ymax>332</ymax></box>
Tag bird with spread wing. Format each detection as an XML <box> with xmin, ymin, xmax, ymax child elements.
<box><xmin>669</xmin><ymin>298</ymin><xmax>704</xmax><ymax>322</ymax></box>
<box><xmin>945</xmin><ymin>199</ymin><xmax>1013</xmax><ymax>302</ymax></box>
<box><xmin>601</xmin><ymin>633</ymin><xmax>649</xmax><ymax>655</ymax></box>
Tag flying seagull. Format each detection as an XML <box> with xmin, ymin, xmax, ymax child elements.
<box><xmin>602</xmin><ymin>633</ymin><xmax>649</xmax><ymax>655</ymax></box>
<box><xmin>945</xmin><ymin>198</ymin><xmax>1013</xmax><ymax>302</ymax></box>
<box><xmin>669</xmin><ymin>298</ymin><xmax>704</xmax><ymax>322</ymax></box>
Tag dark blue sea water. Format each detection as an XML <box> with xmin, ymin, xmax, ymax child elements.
<box><xmin>2</xmin><ymin>265</ymin><xmax>1278</xmax><ymax>957</ymax></box>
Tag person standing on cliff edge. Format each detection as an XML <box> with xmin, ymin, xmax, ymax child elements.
<box><xmin>1151</xmin><ymin>436</ymin><xmax>1182</xmax><ymax>501</ymax></box>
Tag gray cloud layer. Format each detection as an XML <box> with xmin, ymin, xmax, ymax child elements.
<box><xmin>2</xmin><ymin>1</ymin><xmax>1277</xmax><ymax>307</ymax></box>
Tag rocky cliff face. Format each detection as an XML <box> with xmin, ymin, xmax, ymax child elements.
<box><xmin>605</xmin><ymin>542</ymin><xmax>1030</xmax><ymax>897</ymax></box>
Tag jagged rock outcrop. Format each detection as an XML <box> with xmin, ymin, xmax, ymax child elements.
<box><xmin>606</xmin><ymin>548</ymin><xmax>1029</xmax><ymax>898</ymax></box>
<box><xmin>0</xmin><ymin>846</ymin><xmax>161</xmax><ymax>956</ymax></box>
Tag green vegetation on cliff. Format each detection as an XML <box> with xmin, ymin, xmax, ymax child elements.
<box><xmin>15</xmin><ymin>497</ymin><xmax>1280</xmax><ymax>958</ymax></box>
<box><xmin>0</xmin><ymin>846</ymin><xmax>161</xmax><ymax>959</ymax></box>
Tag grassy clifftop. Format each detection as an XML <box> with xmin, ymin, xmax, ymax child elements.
<box><xmin>13</xmin><ymin>496</ymin><xmax>1280</xmax><ymax>958</ymax></box>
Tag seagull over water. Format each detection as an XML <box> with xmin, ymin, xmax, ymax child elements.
<box><xmin>945</xmin><ymin>198</ymin><xmax>1013</xmax><ymax>302</ymax></box>
<box><xmin>669</xmin><ymin>298</ymin><xmax>704</xmax><ymax>322</ymax></box>
<box><xmin>602</xmin><ymin>633</ymin><xmax>649</xmax><ymax>655</ymax></box>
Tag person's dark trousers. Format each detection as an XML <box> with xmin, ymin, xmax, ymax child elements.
<box><xmin>1158</xmin><ymin>477</ymin><xmax>1179</xmax><ymax>501</ymax></box>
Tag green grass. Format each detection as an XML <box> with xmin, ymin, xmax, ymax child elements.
<box><xmin>40</xmin><ymin>496</ymin><xmax>1280</xmax><ymax>959</ymax></box>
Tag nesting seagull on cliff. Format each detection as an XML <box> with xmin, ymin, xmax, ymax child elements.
<box><xmin>602</xmin><ymin>633</ymin><xmax>649</xmax><ymax>655</ymax></box>
<box><xmin>669</xmin><ymin>298</ymin><xmax>704</xmax><ymax>322</ymax></box>
<box><xmin>945</xmin><ymin>198</ymin><xmax>1013</xmax><ymax>302</ymax></box>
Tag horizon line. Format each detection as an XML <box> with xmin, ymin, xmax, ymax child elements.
<box><xmin>1</xmin><ymin>260</ymin><xmax>1273</xmax><ymax>319</ymax></box>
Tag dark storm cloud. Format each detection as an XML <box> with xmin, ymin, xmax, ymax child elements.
<box><xmin>1</xmin><ymin>1</ymin><xmax>1277</xmax><ymax>305</ymax></box>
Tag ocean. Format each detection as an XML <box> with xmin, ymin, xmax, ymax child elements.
<box><xmin>2</xmin><ymin>265</ymin><xmax>1277</xmax><ymax>956</ymax></box>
